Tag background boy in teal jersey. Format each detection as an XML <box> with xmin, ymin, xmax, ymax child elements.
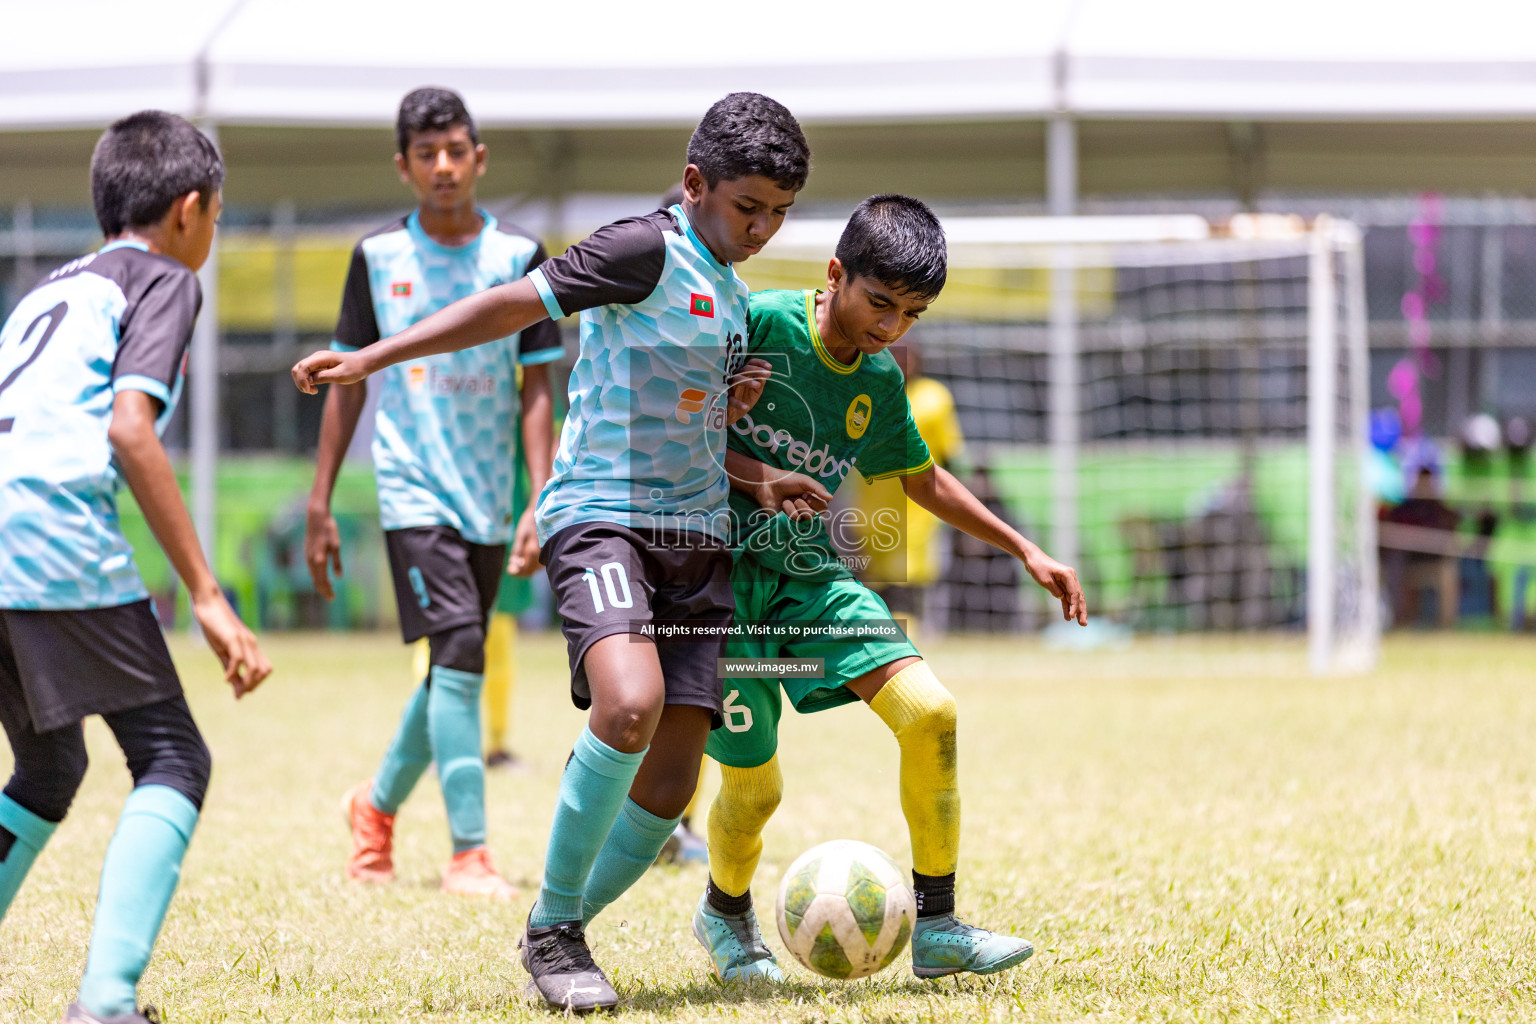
<box><xmin>293</xmin><ymin>93</ymin><xmax>809</xmax><ymax>1013</ymax></box>
<box><xmin>0</xmin><ymin>111</ymin><xmax>271</xmax><ymax>1024</ymax></box>
<box><xmin>303</xmin><ymin>88</ymin><xmax>558</xmax><ymax>900</ymax></box>
<box><xmin>686</xmin><ymin>195</ymin><xmax>1088</xmax><ymax>984</ymax></box>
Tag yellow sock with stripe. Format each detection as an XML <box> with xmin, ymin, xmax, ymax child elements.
<box><xmin>869</xmin><ymin>660</ymin><xmax>960</xmax><ymax>916</ymax></box>
<box><xmin>704</xmin><ymin>755</ymin><xmax>782</xmax><ymax>910</ymax></box>
<box><xmin>483</xmin><ymin>613</ymin><xmax>515</xmax><ymax>750</ymax></box>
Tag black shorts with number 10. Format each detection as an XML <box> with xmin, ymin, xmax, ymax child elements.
<box><xmin>542</xmin><ymin>522</ymin><xmax>733</xmax><ymax>728</ymax></box>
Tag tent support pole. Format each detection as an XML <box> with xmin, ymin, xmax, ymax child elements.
<box><xmin>1047</xmin><ymin>113</ymin><xmax>1079</xmax><ymax>568</ymax></box>
<box><xmin>190</xmin><ymin>122</ymin><xmax>220</xmax><ymax>627</ymax></box>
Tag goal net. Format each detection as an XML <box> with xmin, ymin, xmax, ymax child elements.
<box><xmin>752</xmin><ymin>214</ymin><xmax>1378</xmax><ymax>675</ymax></box>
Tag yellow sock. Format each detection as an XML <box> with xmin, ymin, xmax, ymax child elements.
<box><xmin>484</xmin><ymin>613</ymin><xmax>515</xmax><ymax>750</ymax></box>
<box><xmin>869</xmin><ymin>661</ymin><xmax>959</xmax><ymax>877</ymax></box>
<box><xmin>410</xmin><ymin>637</ymin><xmax>429</xmax><ymax>682</ymax></box>
<box><xmin>705</xmin><ymin>756</ymin><xmax>783</xmax><ymax>898</ymax></box>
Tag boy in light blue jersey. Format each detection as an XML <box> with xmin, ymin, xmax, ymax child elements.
<box><xmin>304</xmin><ymin>88</ymin><xmax>557</xmax><ymax>900</ymax></box>
<box><xmin>294</xmin><ymin>92</ymin><xmax>810</xmax><ymax>1013</ymax></box>
<box><xmin>0</xmin><ymin>111</ymin><xmax>271</xmax><ymax>1024</ymax></box>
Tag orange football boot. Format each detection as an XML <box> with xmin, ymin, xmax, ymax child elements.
<box><xmin>342</xmin><ymin>780</ymin><xmax>395</xmax><ymax>883</ymax></box>
<box><xmin>441</xmin><ymin>846</ymin><xmax>518</xmax><ymax>899</ymax></box>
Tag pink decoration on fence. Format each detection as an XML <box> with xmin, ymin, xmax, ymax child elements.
<box><xmin>1394</xmin><ymin>193</ymin><xmax>1444</xmax><ymax>438</ymax></box>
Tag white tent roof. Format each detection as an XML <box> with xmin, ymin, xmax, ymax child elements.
<box><xmin>5</xmin><ymin>0</ymin><xmax>1536</xmax><ymax>130</ymax></box>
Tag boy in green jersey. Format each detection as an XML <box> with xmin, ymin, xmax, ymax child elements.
<box><xmin>685</xmin><ymin>195</ymin><xmax>1088</xmax><ymax>982</ymax></box>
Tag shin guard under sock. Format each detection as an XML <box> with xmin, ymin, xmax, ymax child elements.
<box><xmin>705</xmin><ymin>756</ymin><xmax>783</xmax><ymax>906</ymax></box>
<box><xmin>580</xmin><ymin>798</ymin><xmax>679</xmax><ymax>925</ymax></box>
<box><xmin>869</xmin><ymin>661</ymin><xmax>960</xmax><ymax>878</ymax></box>
<box><xmin>0</xmin><ymin>794</ymin><xmax>57</xmax><ymax>919</ymax></box>
<box><xmin>77</xmin><ymin>785</ymin><xmax>199</xmax><ymax>1018</ymax></box>
<box><xmin>529</xmin><ymin>726</ymin><xmax>644</xmax><ymax>927</ymax></box>
<box><xmin>371</xmin><ymin>681</ymin><xmax>432</xmax><ymax>815</ymax></box>
<box><xmin>427</xmin><ymin>666</ymin><xmax>487</xmax><ymax>853</ymax></box>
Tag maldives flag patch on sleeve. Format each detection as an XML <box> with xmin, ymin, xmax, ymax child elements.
<box><xmin>689</xmin><ymin>293</ymin><xmax>714</xmax><ymax>317</ymax></box>
<box><xmin>391</xmin><ymin>281</ymin><xmax>412</xmax><ymax>297</ymax></box>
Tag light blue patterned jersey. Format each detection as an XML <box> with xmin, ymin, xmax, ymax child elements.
<box><xmin>0</xmin><ymin>242</ymin><xmax>198</xmax><ymax>609</ymax></box>
<box><xmin>529</xmin><ymin>205</ymin><xmax>749</xmax><ymax>544</ymax></box>
<box><xmin>332</xmin><ymin>211</ymin><xmax>560</xmax><ymax>545</ymax></box>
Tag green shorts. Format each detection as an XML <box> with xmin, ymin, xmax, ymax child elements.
<box><xmin>705</xmin><ymin>560</ymin><xmax>919</xmax><ymax>768</ymax></box>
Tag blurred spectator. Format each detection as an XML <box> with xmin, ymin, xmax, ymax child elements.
<box><xmin>1381</xmin><ymin>466</ymin><xmax>1461</xmax><ymax>627</ymax></box>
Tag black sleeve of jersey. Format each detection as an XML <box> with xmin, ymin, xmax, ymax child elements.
<box><xmin>112</xmin><ymin>264</ymin><xmax>201</xmax><ymax>401</ymax></box>
<box><xmin>334</xmin><ymin>242</ymin><xmax>380</xmax><ymax>349</ymax></box>
<box><xmin>518</xmin><ymin>241</ymin><xmax>563</xmax><ymax>359</ymax></box>
<box><xmin>535</xmin><ymin>213</ymin><xmax>668</xmax><ymax>316</ymax></box>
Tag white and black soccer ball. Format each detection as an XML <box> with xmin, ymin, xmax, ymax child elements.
<box><xmin>775</xmin><ymin>839</ymin><xmax>916</xmax><ymax>980</ymax></box>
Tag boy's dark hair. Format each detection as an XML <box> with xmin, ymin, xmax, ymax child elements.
<box><xmin>835</xmin><ymin>194</ymin><xmax>948</xmax><ymax>299</ymax></box>
<box><xmin>687</xmin><ymin>92</ymin><xmax>809</xmax><ymax>193</ymax></box>
<box><xmin>90</xmin><ymin>111</ymin><xmax>224</xmax><ymax>237</ymax></box>
<box><xmin>396</xmin><ymin>86</ymin><xmax>478</xmax><ymax>156</ymax></box>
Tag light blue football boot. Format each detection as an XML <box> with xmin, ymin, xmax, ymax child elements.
<box><xmin>691</xmin><ymin>893</ymin><xmax>784</xmax><ymax>982</ymax></box>
<box><xmin>911</xmin><ymin>914</ymin><xmax>1034</xmax><ymax>978</ymax></box>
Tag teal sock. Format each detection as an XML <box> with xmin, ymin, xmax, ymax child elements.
<box><xmin>77</xmin><ymin>785</ymin><xmax>199</xmax><ymax>1018</ymax></box>
<box><xmin>371</xmin><ymin>680</ymin><xmax>431</xmax><ymax>815</ymax></box>
<box><xmin>427</xmin><ymin>666</ymin><xmax>487</xmax><ymax>853</ymax></box>
<box><xmin>529</xmin><ymin>726</ymin><xmax>644</xmax><ymax>928</ymax></box>
<box><xmin>0</xmin><ymin>794</ymin><xmax>58</xmax><ymax>919</ymax></box>
<box><xmin>581</xmin><ymin>798</ymin><xmax>680</xmax><ymax>926</ymax></box>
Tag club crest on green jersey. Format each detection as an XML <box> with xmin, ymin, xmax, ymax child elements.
<box><xmin>846</xmin><ymin>394</ymin><xmax>872</xmax><ymax>439</ymax></box>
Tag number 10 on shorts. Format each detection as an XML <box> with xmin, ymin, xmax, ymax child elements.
<box><xmin>583</xmin><ymin>562</ymin><xmax>634</xmax><ymax>613</ymax></box>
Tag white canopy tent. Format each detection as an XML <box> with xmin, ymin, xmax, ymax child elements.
<box><xmin>2</xmin><ymin>0</ymin><xmax>1532</xmax><ymax>628</ymax></box>
<box><xmin>8</xmin><ymin>0</ymin><xmax>1536</xmax><ymax>127</ymax></box>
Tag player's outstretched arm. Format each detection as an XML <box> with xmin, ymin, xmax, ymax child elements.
<box><xmin>723</xmin><ymin>449</ymin><xmax>830</xmax><ymax>521</ymax></box>
<box><xmin>508</xmin><ymin>362</ymin><xmax>555</xmax><ymax>576</ymax></box>
<box><xmin>902</xmin><ymin>465</ymin><xmax>1087</xmax><ymax>625</ymax></box>
<box><xmin>304</xmin><ymin>378</ymin><xmax>367</xmax><ymax>600</ymax></box>
<box><xmin>108</xmin><ymin>390</ymin><xmax>274</xmax><ymax>694</ymax></box>
<box><xmin>291</xmin><ymin>278</ymin><xmax>550</xmax><ymax>392</ymax></box>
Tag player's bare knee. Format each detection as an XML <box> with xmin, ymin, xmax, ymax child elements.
<box><xmin>634</xmin><ymin>775</ymin><xmax>697</xmax><ymax>820</ymax></box>
<box><xmin>594</xmin><ymin>696</ymin><xmax>663</xmax><ymax>752</ymax></box>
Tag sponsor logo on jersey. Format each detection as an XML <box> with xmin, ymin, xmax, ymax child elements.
<box><xmin>846</xmin><ymin>394</ymin><xmax>872</xmax><ymax>439</ymax></box>
<box><xmin>689</xmin><ymin>293</ymin><xmax>715</xmax><ymax>318</ymax></box>
<box><xmin>407</xmin><ymin>365</ymin><xmax>499</xmax><ymax>396</ymax></box>
<box><xmin>675</xmin><ymin>387</ymin><xmax>709</xmax><ymax>423</ymax></box>
<box><xmin>732</xmin><ymin>412</ymin><xmax>857</xmax><ymax>480</ymax></box>
<box><xmin>391</xmin><ymin>281</ymin><xmax>412</xmax><ymax>297</ymax></box>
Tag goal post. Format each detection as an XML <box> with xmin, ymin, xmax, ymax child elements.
<box><xmin>753</xmin><ymin>214</ymin><xmax>1379</xmax><ymax>675</ymax></box>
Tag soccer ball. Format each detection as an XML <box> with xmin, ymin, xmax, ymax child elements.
<box><xmin>775</xmin><ymin>839</ymin><xmax>916</xmax><ymax>980</ymax></box>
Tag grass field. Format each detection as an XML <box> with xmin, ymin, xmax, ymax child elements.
<box><xmin>3</xmin><ymin>631</ymin><xmax>1535</xmax><ymax>1023</ymax></box>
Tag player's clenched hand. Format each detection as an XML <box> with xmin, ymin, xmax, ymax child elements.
<box><xmin>1024</xmin><ymin>549</ymin><xmax>1088</xmax><ymax>625</ymax></box>
<box><xmin>752</xmin><ymin>468</ymin><xmax>831</xmax><ymax>522</ymax></box>
<box><xmin>193</xmin><ymin>592</ymin><xmax>273</xmax><ymax>697</ymax></box>
<box><xmin>508</xmin><ymin>508</ymin><xmax>542</xmax><ymax>576</ymax></box>
<box><xmin>726</xmin><ymin>357</ymin><xmax>772</xmax><ymax>425</ymax></box>
<box><xmin>304</xmin><ymin>503</ymin><xmax>343</xmax><ymax>601</ymax></box>
<box><xmin>292</xmin><ymin>350</ymin><xmax>367</xmax><ymax>394</ymax></box>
